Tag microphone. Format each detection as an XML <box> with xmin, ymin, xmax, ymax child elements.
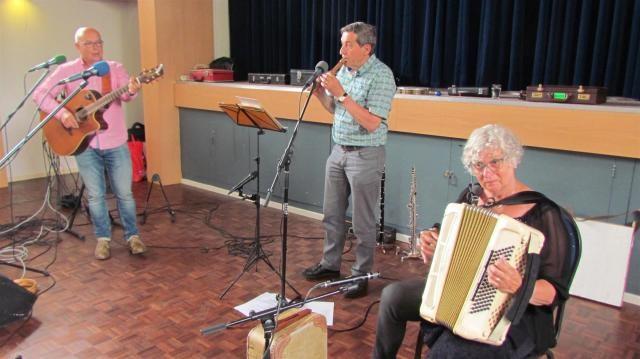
<box><xmin>470</xmin><ymin>183</ymin><xmax>483</xmax><ymax>196</ymax></box>
<box><xmin>302</xmin><ymin>60</ymin><xmax>329</xmax><ymax>89</ymax></box>
<box><xmin>27</xmin><ymin>55</ymin><xmax>66</xmax><ymax>72</ymax></box>
<box><xmin>317</xmin><ymin>272</ymin><xmax>380</xmax><ymax>289</ymax></box>
<box><xmin>57</xmin><ymin>60</ymin><xmax>110</xmax><ymax>84</ymax></box>
<box><xmin>228</xmin><ymin>171</ymin><xmax>258</xmax><ymax>194</ymax></box>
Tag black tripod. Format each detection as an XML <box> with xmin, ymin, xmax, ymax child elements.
<box><xmin>64</xmin><ymin>183</ymin><xmax>86</xmax><ymax>240</ymax></box>
<box><xmin>219</xmin><ymin>102</ymin><xmax>300</xmax><ymax>300</ymax></box>
<box><xmin>140</xmin><ymin>173</ymin><xmax>176</xmax><ymax>224</ymax></box>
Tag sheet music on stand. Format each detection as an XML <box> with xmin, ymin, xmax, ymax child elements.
<box><xmin>219</xmin><ymin>97</ymin><xmax>286</xmax><ymax>132</ymax></box>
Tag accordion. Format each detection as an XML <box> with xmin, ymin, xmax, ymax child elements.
<box><xmin>419</xmin><ymin>203</ymin><xmax>545</xmax><ymax>345</ymax></box>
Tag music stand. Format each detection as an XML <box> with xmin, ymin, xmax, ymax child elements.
<box><xmin>218</xmin><ymin>100</ymin><xmax>300</xmax><ymax>300</ymax></box>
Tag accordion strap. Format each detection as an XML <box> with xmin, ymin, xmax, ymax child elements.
<box><xmin>492</xmin><ymin>190</ymin><xmax>555</xmax><ymax>207</ymax></box>
<box><xmin>506</xmin><ymin>252</ymin><xmax>541</xmax><ymax>325</ymax></box>
<box><xmin>492</xmin><ymin>191</ymin><xmax>551</xmax><ymax>326</ymax></box>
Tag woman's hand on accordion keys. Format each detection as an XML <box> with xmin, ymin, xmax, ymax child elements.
<box><xmin>487</xmin><ymin>258</ymin><xmax>523</xmax><ymax>295</ymax></box>
<box><xmin>419</xmin><ymin>228</ymin><xmax>439</xmax><ymax>264</ymax></box>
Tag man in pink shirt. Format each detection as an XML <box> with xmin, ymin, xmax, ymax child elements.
<box><xmin>33</xmin><ymin>27</ymin><xmax>146</xmax><ymax>260</ymax></box>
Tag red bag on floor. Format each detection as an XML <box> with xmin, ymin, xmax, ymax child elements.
<box><xmin>128</xmin><ymin>134</ymin><xmax>146</xmax><ymax>182</ymax></box>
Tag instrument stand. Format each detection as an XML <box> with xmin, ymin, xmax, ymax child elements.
<box><xmin>399</xmin><ymin>166</ymin><xmax>421</xmax><ymax>261</ymax></box>
<box><xmin>140</xmin><ymin>173</ymin><xmax>176</xmax><ymax>225</ymax></box>
<box><xmin>64</xmin><ymin>183</ymin><xmax>86</xmax><ymax>241</ymax></box>
<box><xmin>218</xmin><ymin>101</ymin><xmax>299</xmax><ymax>300</ymax></box>
<box><xmin>399</xmin><ymin>245</ymin><xmax>422</xmax><ymax>262</ymax></box>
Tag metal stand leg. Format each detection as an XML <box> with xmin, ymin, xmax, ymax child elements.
<box><xmin>64</xmin><ymin>184</ymin><xmax>86</xmax><ymax>241</ymax></box>
<box><xmin>140</xmin><ymin>173</ymin><xmax>176</xmax><ymax>225</ymax></box>
<box><xmin>220</xmin><ymin>129</ymin><xmax>301</xmax><ymax>301</ymax></box>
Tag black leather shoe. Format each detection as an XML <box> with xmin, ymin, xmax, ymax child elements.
<box><xmin>302</xmin><ymin>263</ymin><xmax>340</xmax><ymax>281</ymax></box>
<box><xmin>344</xmin><ymin>278</ymin><xmax>368</xmax><ymax>299</ymax></box>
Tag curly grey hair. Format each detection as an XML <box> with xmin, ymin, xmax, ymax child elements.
<box><xmin>461</xmin><ymin>124</ymin><xmax>524</xmax><ymax>174</ymax></box>
<box><xmin>341</xmin><ymin>22</ymin><xmax>377</xmax><ymax>55</ymax></box>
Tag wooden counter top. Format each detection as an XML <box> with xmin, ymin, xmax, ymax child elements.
<box><xmin>175</xmin><ymin>81</ymin><xmax>640</xmax><ymax>159</ymax></box>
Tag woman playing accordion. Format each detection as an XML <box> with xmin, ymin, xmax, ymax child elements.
<box><xmin>373</xmin><ymin>124</ymin><xmax>571</xmax><ymax>358</ymax></box>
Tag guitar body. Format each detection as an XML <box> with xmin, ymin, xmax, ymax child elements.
<box><xmin>41</xmin><ymin>89</ymin><xmax>108</xmax><ymax>156</ymax></box>
<box><xmin>39</xmin><ymin>64</ymin><xmax>164</xmax><ymax>156</ymax></box>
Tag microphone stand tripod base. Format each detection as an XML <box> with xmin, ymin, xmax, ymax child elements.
<box><xmin>377</xmin><ymin>242</ymin><xmax>396</xmax><ymax>254</ymax></box>
<box><xmin>397</xmin><ymin>245</ymin><xmax>422</xmax><ymax>262</ymax></box>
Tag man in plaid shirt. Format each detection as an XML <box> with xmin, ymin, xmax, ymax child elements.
<box><xmin>302</xmin><ymin>22</ymin><xmax>396</xmax><ymax>299</ymax></box>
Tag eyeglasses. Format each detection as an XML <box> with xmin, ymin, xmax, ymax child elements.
<box><xmin>81</xmin><ymin>40</ymin><xmax>104</xmax><ymax>47</ymax></box>
<box><xmin>471</xmin><ymin>157</ymin><xmax>505</xmax><ymax>172</ymax></box>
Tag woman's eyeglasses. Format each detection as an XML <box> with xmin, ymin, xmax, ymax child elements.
<box><xmin>471</xmin><ymin>158</ymin><xmax>505</xmax><ymax>172</ymax></box>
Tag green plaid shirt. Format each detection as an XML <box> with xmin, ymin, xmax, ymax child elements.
<box><xmin>332</xmin><ymin>54</ymin><xmax>396</xmax><ymax>146</ymax></box>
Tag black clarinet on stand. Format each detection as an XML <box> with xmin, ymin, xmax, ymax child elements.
<box><xmin>377</xmin><ymin>167</ymin><xmax>396</xmax><ymax>253</ymax></box>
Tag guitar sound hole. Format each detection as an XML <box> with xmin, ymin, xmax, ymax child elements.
<box><xmin>75</xmin><ymin>107</ymin><xmax>86</xmax><ymax>122</ymax></box>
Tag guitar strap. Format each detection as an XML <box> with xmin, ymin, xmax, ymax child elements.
<box><xmin>101</xmin><ymin>72</ymin><xmax>112</xmax><ymax>95</ymax></box>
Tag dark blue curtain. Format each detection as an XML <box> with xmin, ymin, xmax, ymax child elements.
<box><xmin>229</xmin><ymin>0</ymin><xmax>640</xmax><ymax>98</ymax></box>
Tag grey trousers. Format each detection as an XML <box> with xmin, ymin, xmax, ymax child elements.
<box><xmin>320</xmin><ymin>144</ymin><xmax>385</xmax><ymax>275</ymax></box>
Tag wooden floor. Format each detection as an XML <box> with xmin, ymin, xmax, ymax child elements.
<box><xmin>0</xmin><ymin>178</ymin><xmax>639</xmax><ymax>358</ymax></box>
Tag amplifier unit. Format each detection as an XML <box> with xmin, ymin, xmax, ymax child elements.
<box><xmin>447</xmin><ymin>86</ymin><xmax>491</xmax><ymax>97</ymax></box>
<box><xmin>248</xmin><ymin>73</ymin><xmax>288</xmax><ymax>85</ymax></box>
<box><xmin>290</xmin><ymin>69</ymin><xmax>316</xmax><ymax>86</ymax></box>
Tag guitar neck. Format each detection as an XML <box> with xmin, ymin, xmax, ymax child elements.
<box><xmin>82</xmin><ymin>85</ymin><xmax>129</xmax><ymax>115</ymax></box>
<box><xmin>97</xmin><ymin>85</ymin><xmax>129</xmax><ymax>108</ymax></box>
<box><xmin>73</xmin><ymin>64</ymin><xmax>162</xmax><ymax>119</ymax></box>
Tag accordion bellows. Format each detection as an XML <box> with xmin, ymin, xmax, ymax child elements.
<box><xmin>420</xmin><ymin>203</ymin><xmax>545</xmax><ymax>345</ymax></box>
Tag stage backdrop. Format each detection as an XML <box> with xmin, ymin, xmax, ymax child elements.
<box><xmin>229</xmin><ymin>0</ymin><xmax>640</xmax><ymax>99</ymax></box>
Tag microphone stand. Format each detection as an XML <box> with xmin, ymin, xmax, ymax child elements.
<box><xmin>0</xmin><ymin>80</ymin><xmax>88</xmax><ymax>169</ymax></box>
<box><xmin>0</xmin><ymin>69</ymin><xmax>51</xmax><ymax>134</ymax></box>
<box><xmin>202</xmin><ymin>286</ymin><xmax>347</xmax><ymax>335</ymax></box>
<box><xmin>0</xmin><ymin>76</ymin><xmax>80</xmax><ymax>276</ymax></box>
<box><xmin>264</xmin><ymin>81</ymin><xmax>318</xmax><ymax>306</ymax></box>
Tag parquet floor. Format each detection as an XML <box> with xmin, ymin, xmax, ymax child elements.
<box><xmin>0</xmin><ymin>177</ymin><xmax>639</xmax><ymax>358</ymax></box>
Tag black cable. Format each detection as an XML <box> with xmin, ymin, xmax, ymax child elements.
<box><xmin>330</xmin><ymin>300</ymin><xmax>380</xmax><ymax>333</ymax></box>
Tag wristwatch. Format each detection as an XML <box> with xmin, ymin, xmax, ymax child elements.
<box><xmin>336</xmin><ymin>92</ymin><xmax>348</xmax><ymax>103</ymax></box>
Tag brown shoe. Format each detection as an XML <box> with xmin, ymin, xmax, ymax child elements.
<box><xmin>128</xmin><ymin>235</ymin><xmax>147</xmax><ymax>255</ymax></box>
<box><xmin>94</xmin><ymin>238</ymin><xmax>111</xmax><ymax>260</ymax></box>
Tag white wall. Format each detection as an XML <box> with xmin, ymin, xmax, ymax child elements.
<box><xmin>213</xmin><ymin>0</ymin><xmax>230</xmax><ymax>58</ymax></box>
<box><xmin>0</xmin><ymin>0</ymin><xmax>141</xmax><ymax>182</ymax></box>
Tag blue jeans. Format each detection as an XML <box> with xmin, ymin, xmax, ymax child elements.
<box><xmin>75</xmin><ymin>144</ymin><xmax>139</xmax><ymax>240</ymax></box>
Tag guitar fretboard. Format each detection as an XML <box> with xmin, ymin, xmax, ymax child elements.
<box><xmin>76</xmin><ymin>85</ymin><xmax>130</xmax><ymax>120</ymax></box>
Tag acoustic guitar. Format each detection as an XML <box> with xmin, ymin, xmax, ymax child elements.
<box><xmin>40</xmin><ymin>64</ymin><xmax>164</xmax><ymax>156</ymax></box>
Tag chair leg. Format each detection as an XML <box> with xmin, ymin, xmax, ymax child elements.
<box><xmin>415</xmin><ymin>326</ymin><xmax>425</xmax><ymax>359</ymax></box>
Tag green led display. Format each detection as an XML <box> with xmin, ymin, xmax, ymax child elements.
<box><xmin>553</xmin><ymin>92</ymin><xmax>569</xmax><ymax>100</ymax></box>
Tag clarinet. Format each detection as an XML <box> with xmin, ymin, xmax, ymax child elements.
<box><xmin>401</xmin><ymin>166</ymin><xmax>421</xmax><ymax>261</ymax></box>
<box><xmin>378</xmin><ymin>167</ymin><xmax>386</xmax><ymax>245</ymax></box>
